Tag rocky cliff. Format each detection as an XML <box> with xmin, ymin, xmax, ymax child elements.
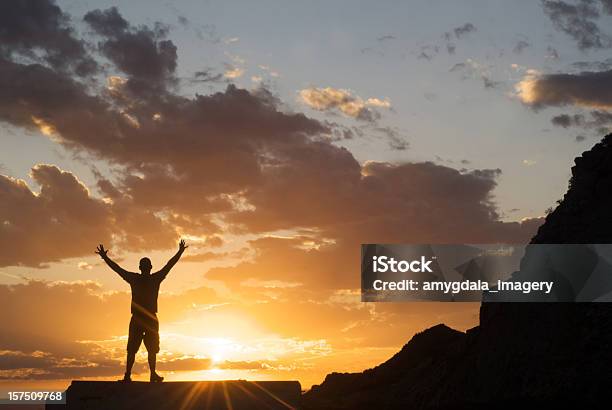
<box><xmin>303</xmin><ymin>135</ymin><xmax>612</xmax><ymax>409</ymax></box>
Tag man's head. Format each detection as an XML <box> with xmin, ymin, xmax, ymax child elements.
<box><xmin>139</xmin><ymin>257</ymin><xmax>152</xmax><ymax>274</ymax></box>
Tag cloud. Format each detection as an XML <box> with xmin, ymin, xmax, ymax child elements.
<box><xmin>84</xmin><ymin>6</ymin><xmax>177</xmax><ymax>93</ymax></box>
<box><xmin>515</xmin><ymin>67</ymin><xmax>612</xmax><ymax>109</ymax></box>
<box><xmin>437</xmin><ymin>23</ymin><xmax>477</xmax><ymax>57</ymax></box>
<box><xmin>570</xmin><ymin>58</ymin><xmax>612</xmax><ymax>71</ymax></box>
<box><xmin>450</xmin><ymin>59</ymin><xmax>500</xmax><ymax>89</ymax></box>
<box><xmin>0</xmin><ymin>166</ymin><xmax>112</xmax><ymax>267</ymax></box>
<box><xmin>373</xmin><ymin>126</ymin><xmax>409</xmax><ymax>150</ymax></box>
<box><xmin>551</xmin><ymin>113</ymin><xmax>583</xmax><ymax>127</ymax></box>
<box><xmin>0</xmin><ymin>0</ymin><xmax>97</xmax><ymax>76</ymax></box>
<box><xmin>224</xmin><ymin>66</ymin><xmax>244</xmax><ymax>79</ymax></box>
<box><xmin>550</xmin><ymin>111</ymin><xmax>612</xmax><ymax>132</ymax></box>
<box><xmin>192</xmin><ymin>68</ymin><xmax>224</xmax><ymax>83</ymax></box>
<box><xmin>546</xmin><ymin>46</ymin><xmax>560</xmax><ymax>59</ymax></box>
<box><xmin>513</xmin><ymin>40</ymin><xmax>531</xmax><ymax>54</ymax></box>
<box><xmin>0</xmin><ymin>165</ymin><xmax>178</xmax><ymax>267</ymax></box>
<box><xmin>453</xmin><ymin>23</ymin><xmax>477</xmax><ymax>39</ymax></box>
<box><xmin>541</xmin><ymin>0</ymin><xmax>612</xmax><ymax>50</ymax></box>
<box><xmin>299</xmin><ymin>87</ymin><xmax>391</xmax><ymax>121</ymax></box>
<box><xmin>417</xmin><ymin>45</ymin><xmax>439</xmax><ymax>61</ymax></box>
<box><xmin>83</xmin><ymin>7</ymin><xmax>129</xmax><ymax>37</ymax></box>
<box><xmin>182</xmin><ymin>248</ymin><xmax>248</xmax><ymax>262</ymax></box>
<box><xmin>77</xmin><ymin>262</ymin><xmax>94</xmax><ymax>270</ymax></box>
<box><xmin>224</xmin><ymin>162</ymin><xmax>541</xmax><ymax>274</ymax></box>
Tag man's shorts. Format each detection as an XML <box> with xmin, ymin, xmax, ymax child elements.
<box><xmin>127</xmin><ymin>314</ymin><xmax>160</xmax><ymax>354</ymax></box>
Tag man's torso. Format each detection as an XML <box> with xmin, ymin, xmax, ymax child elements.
<box><xmin>129</xmin><ymin>274</ymin><xmax>163</xmax><ymax>317</ymax></box>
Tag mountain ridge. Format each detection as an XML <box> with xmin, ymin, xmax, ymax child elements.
<box><xmin>303</xmin><ymin>134</ymin><xmax>612</xmax><ymax>409</ymax></box>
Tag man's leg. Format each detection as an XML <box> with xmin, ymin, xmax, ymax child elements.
<box><xmin>123</xmin><ymin>316</ymin><xmax>142</xmax><ymax>381</ymax></box>
<box><xmin>144</xmin><ymin>316</ymin><xmax>163</xmax><ymax>382</ymax></box>
<box><xmin>126</xmin><ymin>352</ymin><xmax>136</xmax><ymax>376</ymax></box>
<box><xmin>147</xmin><ymin>352</ymin><xmax>157</xmax><ymax>374</ymax></box>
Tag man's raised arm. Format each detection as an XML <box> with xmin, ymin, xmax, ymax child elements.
<box><xmin>96</xmin><ymin>244</ymin><xmax>133</xmax><ymax>283</ymax></box>
<box><xmin>157</xmin><ymin>240</ymin><xmax>188</xmax><ymax>278</ymax></box>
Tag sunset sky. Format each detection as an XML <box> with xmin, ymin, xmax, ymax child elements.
<box><xmin>2</xmin><ymin>0</ymin><xmax>612</xmax><ymax>390</ymax></box>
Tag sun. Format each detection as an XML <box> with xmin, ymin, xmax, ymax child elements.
<box><xmin>206</xmin><ymin>337</ymin><xmax>233</xmax><ymax>366</ymax></box>
<box><xmin>211</xmin><ymin>352</ymin><xmax>224</xmax><ymax>364</ymax></box>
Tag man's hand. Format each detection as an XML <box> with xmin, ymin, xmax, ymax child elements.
<box><xmin>96</xmin><ymin>244</ymin><xmax>132</xmax><ymax>282</ymax></box>
<box><xmin>157</xmin><ymin>240</ymin><xmax>188</xmax><ymax>278</ymax></box>
<box><xmin>95</xmin><ymin>244</ymin><xmax>108</xmax><ymax>259</ymax></box>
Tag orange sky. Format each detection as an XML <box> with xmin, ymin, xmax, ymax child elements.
<box><xmin>1</xmin><ymin>247</ymin><xmax>483</xmax><ymax>389</ymax></box>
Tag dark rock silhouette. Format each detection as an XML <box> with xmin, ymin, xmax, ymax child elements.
<box><xmin>46</xmin><ymin>380</ymin><xmax>301</xmax><ymax>410</ymax></box>
<box><xmin>531</xmin><ymin>134</ymin><xmax>612</xmax><ymax>245</ymax></box>
<box><xmin>303</xmin><ymin>135</ymin><xmax>612</xmax><ymax>409</ymax></box>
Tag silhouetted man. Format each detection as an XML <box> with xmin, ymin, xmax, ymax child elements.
<box><xmin>95</xmin><ymin>240</ymin><xmax>188</xmax><ymax>382</ymax></box>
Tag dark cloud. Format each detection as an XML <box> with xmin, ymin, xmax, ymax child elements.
<box><xmin>551</xmin><ymin>113</ymin><xmax>585</xmax><ymax>127</ymax></box>
<box><xmin>576</xmin><ymin>134</ymin><xmax>587</xmax><ymax>141</ymax></box>
<box><xmin>360</xmin><ymin>34</ymin><xmax>398</xmax><ymax>57</ymax></box>
<box><xmin>570</xmin><ymin>58</ymin><xmax>612</xmax><ymax>71</ymax></box>
<box><xmin>601</xmin><ymin>0</ymin><xmax>612</xmax><ymax>12</ymax></box>
<box><xmin>0</xmin><ymin>57</ymin><xmax>111</xmax><ymax>141</ymax></box>
<box><xmin>550</xmin><ymin>111</ymin><xmax>612</xmax><ymax>131</ymax></box>
<box><xmin>0</xmin><ymin>165</ymin><xmax>112</xmax><ymax>267</ymax></box>
<box><xmin>84</xmin><ymin>7</ymin><xmax>177</xmax><ymax>89</ymax></box>
<box><xmin>177</xmin><ymin>15</ymin><xmax>189</xmax><ymax>27</ymax></box>
<box><xmin>482</xmin><ymin>76</ymin><xmax>500</xmax><ymax>89</ymax></box>
<box><xmin>513</xmin><ymin>40</ymin><xmax>531</xmax><ymax>54</ymax></box>
<box><xmin>0</xmin><ymin>164</ymin><xmax>178</xmax><ymax>267</ymax></box>
<box><xmin>439</xmin><ymin>23</ymin><xmax>476</xmax><ymax>56</ymax></box>
<box><xmin>453</xmin><ymin>23</ymin><xmax>477</xmax><ymax>39</ymax></box>
<box><xmin>416</xmin><ymin>45</ymin><xmax>439</xmax><ymax>61</ymax></box>
<box><xmin>226</xmin><ymin>161</ymin><xmax>541</xmax><ymax>265</ymax></box>
<box><xmin>517</xmin><ymin>68</ymin><xmax>612</xmax><ymax>109</ymax></box>
<box><xmin>192</xmin><ymin>68</ymin><xmax>224</xmax><ymax>83</ymax></box>
<box><xmin>0</xmin><ymin>0</ymin><xmax>97</xmax><ymax>76</ymax></box>
<box><xmin>450</xmin><ymin>62</ymin><xmax>467</xmax><ymax>72</ymax></box>
<box><xmin>546</xmin><ymin>46</ymin><xmax>560</xmax><ymax>59</ymax></box>
<box><xmin>450</xmin><ymin>60</ymin><xmax>499</xmax><ymax>90</ymax></box>
<box><xmin>591</xmin><ymin>109</ymin><xmax>612</xmax><ymax>124</ymax></box>
<box><xmin>417</xmin><ymin>51</ymin><xmax>434</xmax><ymax>61</ymax></box>
<box><xmin>0</xmin><ymin>350</ymin><xmax>55</xmax><ymax>370</ymax></box>
<box><xmin>373</xmin><ymin>126</ymin><xmax>409</xmax><ymax>150</ymax></box>
<box><xmin>83</xmin><ymin>7</ymin><xmax>129</xmax><ymax>37</ymax></box>
<box><xmin>541</xmin><ymin>0</ymin><xmax>612</xmax><ymax>50</ymax></box>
